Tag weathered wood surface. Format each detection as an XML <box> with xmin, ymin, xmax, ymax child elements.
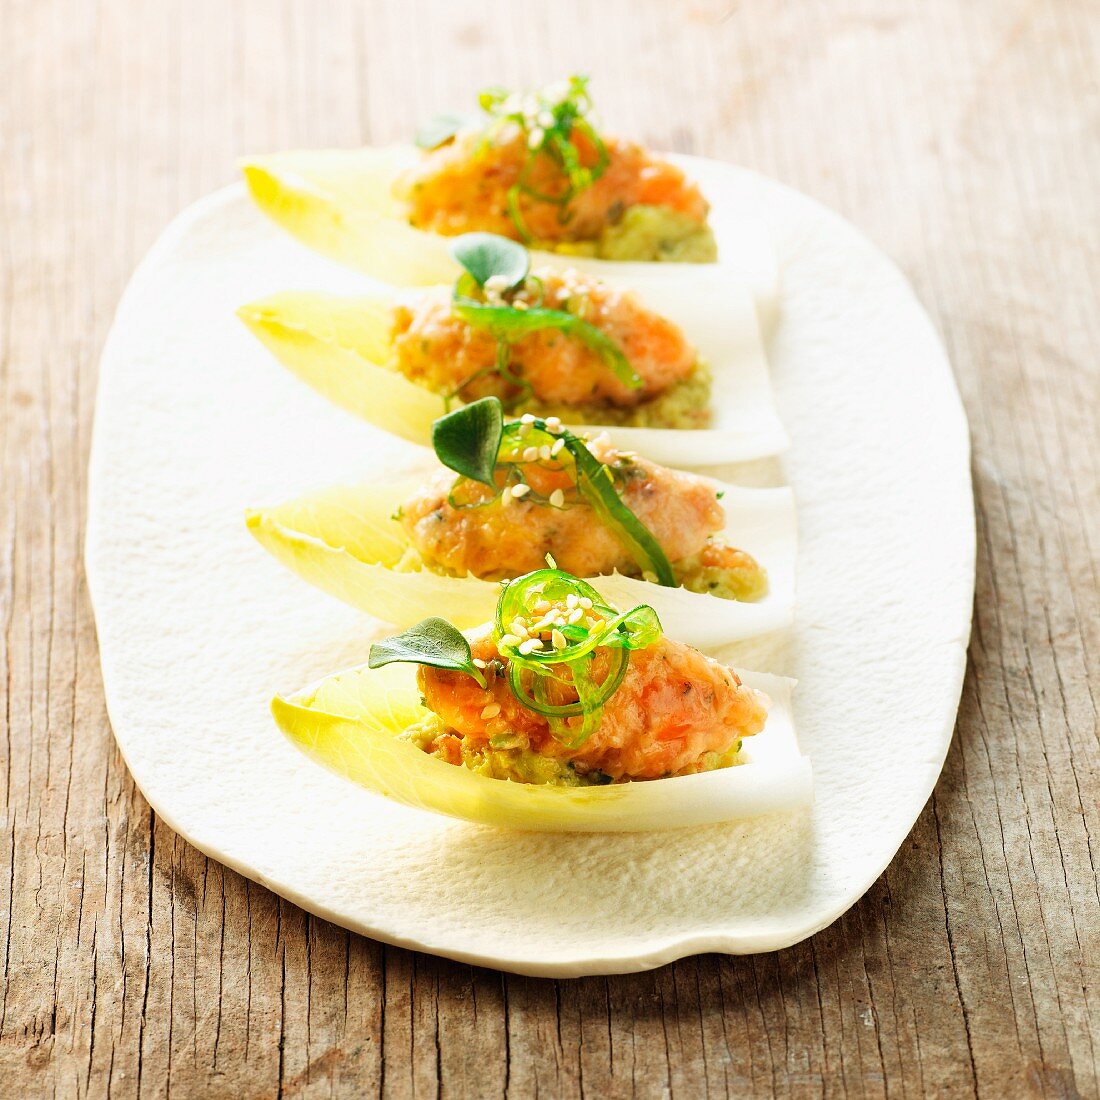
<box><xmin>1</xmin><ymin>0</ymin><xmax>1097</xmax><ymax>1095</ymax></box>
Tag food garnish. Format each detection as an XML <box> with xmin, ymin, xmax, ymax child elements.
<box><xmin>367</xmin><ymin>616</ymin><xmax>486</xmax><ymax>688</ymax></box>
<box><xmin>446</xmin><ymin>233</ymin><xmax>641</xmax><ymax>406</ymax></box>
<box><xmin>417</xmin><ymin>77</ymin><xmax>607</xmax><ymax>243</ymax></box>
<box><xmin>369</xmin><ymin>568</ymin><xmax>662</xmax><ymax>749</ymax></box>
<box><xmin>432</xmin><ymin>396</ymin><xmax>676</xmax><ymax>586</ymax></box>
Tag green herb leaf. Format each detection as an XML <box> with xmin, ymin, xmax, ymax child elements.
<box><xmin>368</xmin><ymin>618</ymin><xmax>486</xmax><ymax>687</ymax></box>
<box><xmin>450</xmin><ymin>233</ymin><xmax>529</xmax><ymax>289</ymax></box>
<box><xmin>414</xmin><ymin>114</ymin><xmax>468</xmax><ymax>150</ymax></box>
<box><xmin>432</xmin><ymin>397</ymin><xmax>504</xmax><ymax>487</ymax></box>
<box><xmin>561</xmin><ymin>433</ymin><xmax>676</xmax><ymax>585</ymax></box>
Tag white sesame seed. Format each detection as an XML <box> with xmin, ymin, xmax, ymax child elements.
<box><xmin>510</xmin><ymin>483</ymin><xmax>531</xmax><ymax>498</ymax></box>
<box><xmin>551</xmin><ymin>630</ymin><xmax>567</xmax><ymax>650</ymax></box>
<box><xmin>484</xmin><ymin>274</ymin><xmax>509</xmax><ymax>292</ymax></box>
<box><xmin>538</xmin><ymin>444</ymin><xmax>552</xmax><ymax>461</ymax></box>
<box><xmin>568</xmin><ymin>607</ymin><xmax>584</xmax><ymax>624</ymax></box>
<box><xmin>544</xmin><ymin>416</ymin><xmax>562</xmax><ymax>432</ymax></box>
<box><xmin>518</xmin><ymin>637</ymin><xmax>543</xmax><ymax>655</ymax></box>
<box><xmin>566</xmin><ymin>594</ymin><xmax>578</xmax><ymax>608</ymax></box>
<box><xmin>579</xmin><ymin>597</ymin><xmax>593</xmax><ymax>609</ymax></box>
<box><xmin>521</xmin><ymin>413</ymin><xmax>536</xmax><ymax>425</ymax></box>
<box><xmin>480</xmin><ymin>703</ymin><xmax>501</xmax><ymax>719</ymax></box>
<box><xmin>537</xmin><ymin>110</ymin><xmax>554</xmax><ymax>127</ymax></box>
<box><xmin>522</xmin><ymin>447</ymin><xmax>538</xmax><ymax>462</ymax></box>
<box><xmin>528</xmin><ymin>127</ymin><xmax>545</xmax><ymax>149</ymax></box>
<box><xmin>510</xmin><ymin>618</ymin><xmax>528</xmax><ymax>637</ymax></box>
<box><xmin>549</xmin><ymin>488</ymin><xmax>565</xmax><ymax>508</ymax></box>
<box><xmin>551</xmin><ymin>438</ymin><xmax>565</xmax><ymax>456</ymax></box>
<box><xmin>472</xmin><ymin>658</ymin><xmax>487</xmax><ymax>669</ymax></box>
<box><xmin>499</xmin><ymin>633</ymin><xmax>521</xmax><ymax>648</ymax></box>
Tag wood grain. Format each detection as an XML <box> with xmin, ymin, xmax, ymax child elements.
<box><xmin>1</xmin><ymin>0</ymin><xmax>1096</xmax><ymax>1095</ymax></box>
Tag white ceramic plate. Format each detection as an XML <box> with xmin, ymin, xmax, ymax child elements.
<box><xmin>86</xmin><ymin>156</ymin><xmax>974</xmax><ymax>976</ymax></box>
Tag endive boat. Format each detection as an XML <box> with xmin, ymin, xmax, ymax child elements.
<box><xmin>247</xmin><ymin>398</ymin><xmax>796</xmax><ymax>649</ymax></box>
<box><xmin>273</xmin><ymin>567</ymin><xmax>812</xmax><ymax>832</ymax></box>
<box><xmin>241</xmin><ymin>75</ymin><xmax>778</xmax><ymax>307</ymax></box>
<box><xmin>239</xmin><ymin>233</ymin><xmax>787</xmax><ymax>466</ymax></box>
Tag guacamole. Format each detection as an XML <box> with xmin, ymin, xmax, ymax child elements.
<box><xmin>521</xmin><ymin>361</ymin><xmax>714</xmax><ymax>429</ymax></box>
<box><xmin>545</xmin><ymin>205</ymin><xmax>719</xmax><ymax>263</ymax></box>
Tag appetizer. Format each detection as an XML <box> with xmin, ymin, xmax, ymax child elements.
<box><xmin>239</xmin><ymin>77</ymin><xmax>779</xmax><ymax>303</ymax></box>
<box><xmin>239</xmin><ymin>234</ymin><xmax>788</xmax><ymax>465</ymax></box>
<box><xmin>272</xmin><ymin>568</ymin><xmax>812</xmax><ymax>831</ymax></box>
<box><xmin>246</xmin><ymin>398</ymin><xmax>797</xmax><ymax>648</ymax></box>
<box><xmin>398</xmin><ymin>76</ymin><xmax>715</xmax><ymax>261</ymax></box>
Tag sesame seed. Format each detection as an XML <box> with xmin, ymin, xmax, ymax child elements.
<box><xmin>579</xmin><ymin>597</ymin><xmax>593</xmax><ymax>609</ymax></box>
<box><xmin>539</xmin><ymin>445</ymin><xmax>552</xmax><ymax>461</ymax></box>
<box><xmin>521</xmin><ymin>413</ymin><xmax>536</xmax><ymax>425</ymax></box>
<box><xmin>518</xmin><ymin>637</ymin><xmax>543</xmax><ymax>655</ymax></box>
<box><xmin>544</xmin><ymin>416</ymin><xmax>562</xmax><ymax>432</ymax></box>
<box><xmin>537</xmin><ymin>110</ymin><xmax>554</xmax><ymax>127</ymax></box>
<box><xmin>472</xmin><ymin>658</ymin><xmax>487</xmax><ymax>669</ymax></box>
<box><xmin>499</xmin><ymin>633</ymin><xmax>521</xmax><ymax>648</ymax></box>
<box><xmin>566</xmin><ymin>594</ymin><xmax>578</xmax><ymax>608</ymax></box>
<box><xmin>568</xmin><ymin>607</ymin><xmax>584</xmax><ymax>624</ymax></box>
<box><xmin>549</xmin><ymin>488</ymin><xmax>565</xmax><ymax>508</ymax></box>
<box><xmin>552</xmin><ymin>629</ymin><xmax>567</xmax><ymax>650</ymax></box>
<box><xmin>528</xmin><ymin>127</ymin><xmax>545</xmax><ymax>149</ymax></box>
<box><xmin>551</xmin><ymin>438</ymin><xmax>565</xmax><ymax>456</ymax></box>
<box><xmin>510</xmin><ymin>483</ymin><xmax>531</xmax><ymax>498</ymax></box>
<box><xmin>522</xmin><ymin>447</ymin><xmax>538</xmax><ymax>462</ymax></box>
<box><xmin>510</xmin><ymin>618</ymin><xmax>528</xmax><ymax>637</ymax></box>
<box><xmin>480</xmin><ymin>703</ymin><xmax>501</xmax><ymax>719</ymax></box>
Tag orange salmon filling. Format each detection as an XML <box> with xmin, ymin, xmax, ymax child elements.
<box><xmin>399</xmin><ymin>436</ymin><xmax>726</xmax><ymax>580</ymax></box>
<box><xmin>418</xmin><ymin>629</ymin><xmax>767</xmax><ymax>782</ymax></box>
<box><xmin>395</xmin><ymin>129</ymin><xmax>709</xmax><ymax>245</ymax></box>
<box><xmin>390</xmin><ymin>268</ymin><xmax>696</xmax><ymax>408</ymax></box>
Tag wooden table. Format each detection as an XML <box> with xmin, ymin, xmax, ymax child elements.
<box><xmin>2</xmin><ymin>1</ymin><xmax>1097</xmax><ymax>1096</ymax></box>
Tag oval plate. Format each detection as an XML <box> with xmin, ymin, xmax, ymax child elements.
<box><xmin>86</xmin><ymin>157</ymin><xmax>974</xmax><ymax>977</ymax></box>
